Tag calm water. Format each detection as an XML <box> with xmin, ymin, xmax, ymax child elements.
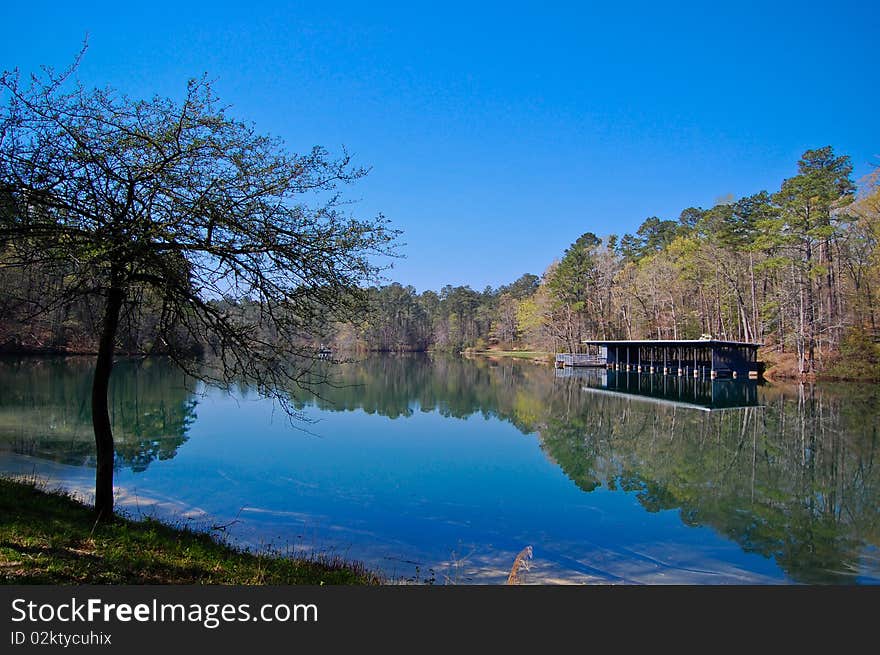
<box><xmin>1</xmin><ymin>354</ymin><xmax>878</xmax><ymax>584</ymax></box>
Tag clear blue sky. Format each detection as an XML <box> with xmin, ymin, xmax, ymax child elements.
<box><xmin>2</xmin><ymin>1</ymin><xmax>877</xmax><ymax>292</ymax></box>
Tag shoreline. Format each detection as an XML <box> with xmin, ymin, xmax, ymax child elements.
<box><xmin>2</xmin><ymin>348</ymin><xmax>877</xmax><ymax>382</ymax></box>
<box><xmin>0</xmin><ymin>477</ymin><xmax>380</xmax><ymax>585</ymax></box>
<box><xmin>462</xmin><ymin>350</ymin><xmax>553</xmax><ymax>364</ymax></box>
<box><xmin>465</xmin><ymin>349</ymin><xmax>879</xmax><ymax>382</ymax></box>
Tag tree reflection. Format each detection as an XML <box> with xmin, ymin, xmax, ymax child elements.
<box><xmin>0</xmin><ymin>358</ymin><xmax>196</xmax><ymax>472</ymax></box>
<box><xmin>3</xmin><ymin>353</ymin><xmax>878</xmax><ymax>582</ymax></box>
<box><xmin>294</xmin><ymin>354</ymin><xmax>880</xmax><ymax>584</ymax></box>
<box><xmin>538</xmin><ymin>375</ymin><xmax>880</xmax><ymax>584</ymax></box>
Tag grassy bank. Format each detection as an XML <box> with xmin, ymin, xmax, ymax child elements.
<box><xmin>0</xmin><ymin>477</ymin><xmax>379</xmax><ymax>585</ymax></box>
<box><xmin>463</xmin><ymin>350</ymin><xmax>552</xmax><ymax>363</ymax></box>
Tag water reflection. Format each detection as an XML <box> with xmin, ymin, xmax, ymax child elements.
<box><xmin>0</xmin><ymin>354</ymin><xmax>878</xmax><ymax>583</ymax></box>
<box><xmin>296</xmin><ymin>356</ymin><xmax>880</xmax><ymax>583</ymax></box>
<box><xmin>564</xmin><ymin>368</ymin><xmax>760</xmax><ymax>410</ymax></box>
<box><xmin>0</xmin><ymin>357</ymin><xmax>196</xmax><ymax>472</ymax></box>
<box><xmin>541</xmin><ymin>373</ymin><xmax>880</xmax><ymax>584</ymax></box>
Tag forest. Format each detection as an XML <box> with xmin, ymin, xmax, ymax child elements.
<box><xmin>329</xmin><ymin>146</ymin><xmax>880</xmax><ymax>378</ymax></box>
<box><xmin>2</xmin><ymin>146</ymin><xmax>878</xmax><ymax>379</ymax></box>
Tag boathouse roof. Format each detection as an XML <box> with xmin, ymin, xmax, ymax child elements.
<box><xmin>581</xmin><ymin>339</ymin><xmax>763</xmax><ymax>348</ymax></box>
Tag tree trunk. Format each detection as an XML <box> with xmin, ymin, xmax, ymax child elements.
<box><xmin>749</xmin><ymin>251</ymin><xmax>759</xmax><ymax>341</ymax></box>
<box><xmin>804</xmin><ymin>240</ymin><xmax>816</xmax><ymax>372</ymax></box>
<box><xmin>92</xmin><ymin>284</ymin><xmax>124</xmax><ymax>521</ymax></box>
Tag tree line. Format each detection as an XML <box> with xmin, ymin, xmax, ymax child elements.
<box><xmin>325</xmin><ymin>147</ymin><xmax>879</xmax><ymax>377</ymax></box>
<box><xmin>3</xmin><ymin>145</ymin><xmax>877</xmax><ymax>378</ymax></box>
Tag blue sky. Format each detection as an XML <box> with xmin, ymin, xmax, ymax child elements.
<box><xmin>2</xmin><ymin>1</ymin><xmax>877</xmax><ymax>291</ymax></box>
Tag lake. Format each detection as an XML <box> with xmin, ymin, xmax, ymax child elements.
<box><xmin>1</xmin><ymin>354</ymin><xmax>878</xmax><ymax>584</ymax></box>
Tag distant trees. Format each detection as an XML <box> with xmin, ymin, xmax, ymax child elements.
<box><xmin>322</xmin><ymin>147</ymin><xmax>877</xmax><ymax>379</ymax></box>
<box><xmin>493</xmin><ymin>274</ymin><xmax>539</xmax><ymax>346</ymax></box>
<box><xmin>839</xmin><ymin>168</ymin><xmax>880</xmax><ymax>332</ymax></box>
<box><xmin>771</xmin><ymin>148</ymin><xmax>854</xmax><ymax>372</ymax></box>
<box><xmin>1</xmin><ymin>60</ymin><xmax>875</xmax><ymax>407</ymax></box>
<box><xmin>545</xmin><ymin>232</ymin><xmax>601</xmax><ymax>351</ymax></box>
<box><xmin>0</xmin><ymin>55</ymin><xmax>396</xmax><ymax>518</ymax></box>
<box><xmin>357</xmin><ymin>284</ymin><xmax>432</xmax><ymax>351</ymax></box>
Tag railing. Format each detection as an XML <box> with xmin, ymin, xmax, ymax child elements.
<box><xmin>555</xmin><ymin>353</ymin><xmax>606</xmax><ymax>367</ymax></box>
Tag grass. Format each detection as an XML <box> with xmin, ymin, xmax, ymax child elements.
<box><xmin>465</xmin><ymin>349</ymin><xmax>552</xmax><ymax>361</ymax></box>
<box><xmin>0</xmin><ymin>477</ymin><xmax>380</xmax><ymax>585</ymax></box>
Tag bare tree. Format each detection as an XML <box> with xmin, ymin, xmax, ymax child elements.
<box><xmin>0</xmin><ymin>51</ymin><xmax>398</xmax><ymax>519</ymax></box>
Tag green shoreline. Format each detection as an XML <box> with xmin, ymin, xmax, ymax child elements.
<box><xmin>3</xmin><ymin>349</ymin><xmax>878</xmax><ymax>381</ymax></box>
<box><xmin>462</xmin><ymin>350</ymin><xmax>552</xmax><ymax>363</ymax></box>
<box><xmin>465</xmin><ymin>349</ymin><xmax>880</xmax><ymax>382</ymax></box>
<box><xmin>0</xmin><ymin>478</ymin><xmax>380</xmax><ymax>585</ymax></box>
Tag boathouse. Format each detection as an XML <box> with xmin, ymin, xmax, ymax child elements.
<box><xmin>556</xmin><ymin>339</ymin><xmax>762</xmax><ymax>380</ymax></box>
